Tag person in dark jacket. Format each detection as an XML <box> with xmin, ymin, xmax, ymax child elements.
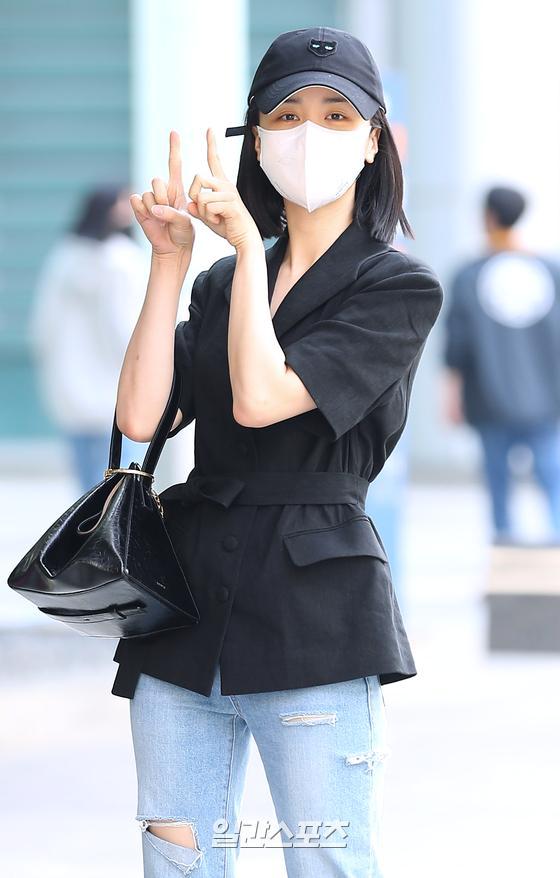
<box><xmin>112</xmin><ymin>27</ymin><xmax>444</xmax><ymax>877</ymax></box>
<box><xmin>443</xmin><ymin>185</ymin><xmax>560</xmax><ymax>542</ymax></box>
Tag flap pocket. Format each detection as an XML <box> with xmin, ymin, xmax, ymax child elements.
<box><xmin>283</xmin><ymin>515</ymin><xmax>388</xmax><ymax>567</ymax></box>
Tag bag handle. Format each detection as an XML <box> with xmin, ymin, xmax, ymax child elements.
<box><xmin>106</xmin><ymin>365</ymin><xmax>183</xmax><ymax>477</ymax></box>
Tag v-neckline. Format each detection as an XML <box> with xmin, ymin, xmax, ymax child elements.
<box><xmin>266</xmin><ymin>220</ymin><xmax>356</xmax><ymax>322</ymax></box>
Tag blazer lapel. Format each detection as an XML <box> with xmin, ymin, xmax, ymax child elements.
<box><xmin>223</xmin><ymin>219</ymin><xmax>389</xmax><ymax>339</ymax></box>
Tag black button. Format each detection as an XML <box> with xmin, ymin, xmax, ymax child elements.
<box><xmin>222</xmin><ymin>535</ymin><xmax>239</xmax><ymax>551</ymax></box>
<box><xmin>215</xmin><ymin>585</ymin><xmax>230</xmax><ymax>603</ymax></box>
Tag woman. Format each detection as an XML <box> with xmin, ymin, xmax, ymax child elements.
<box><xmin>29</xmin><ymin>185</ymin><xmax>149</xmax><ymax>492</ymax></box>
<box><xmin>114</xmin><ymin>27</ymin><xmax>444</xmax><ymax>878</ymax></box>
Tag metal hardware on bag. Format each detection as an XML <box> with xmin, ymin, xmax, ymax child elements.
<box><xmin>103</xmin><ymin>467</ymin><xmax>164</xmax><ymax>519</ymax></box>
<box><xmin>104</xmin><ymin>466</ymin><xmax>154</xmax><ymax>480</ymax></box>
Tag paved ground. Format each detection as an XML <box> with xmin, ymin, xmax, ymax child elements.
<box><xmin>1</xmin><ymin>472</ymin><xmax>559</xmax><ymax>877</ymax></box>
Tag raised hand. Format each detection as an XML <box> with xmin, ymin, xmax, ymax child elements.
<box><xmin>187</xmin><ymin>128</ymin><xmax>261</xmax><ymax>251</ymax></box>
<box><xmin>129</xmin><ymin>130</ymin><xmax>195</xmax><ymax>257</ymax></box>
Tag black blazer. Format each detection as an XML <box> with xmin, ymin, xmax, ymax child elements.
<box><xmin>111</xmin><ymin>218</ymin><xmax>444</xmax><ymax>699</ymax></box>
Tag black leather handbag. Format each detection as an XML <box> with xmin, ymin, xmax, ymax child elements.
<box><xmin>6</xmin><ymin>368</ymin><xmax>200</xmax><ymax>638</ymax></box>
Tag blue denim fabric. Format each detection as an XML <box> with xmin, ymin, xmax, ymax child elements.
<box><xmin>476</xmin><ymin>419</ymin><xmax>560</xmax><ymax>540</ymax></box>
<box><xmin>129</xmin><ymin>664</ymin><xmax>391</xmax><ymax>877</ymax></box>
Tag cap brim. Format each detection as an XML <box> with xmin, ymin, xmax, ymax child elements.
<box><xmin>253</xmin><ymin>71</ymin><xmax>383</xmax><ymax>119</ymax></box>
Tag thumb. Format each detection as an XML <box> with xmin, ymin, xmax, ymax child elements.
<box><xmin>150</xmin><ymin>204</ymin><xmax>191</xmax><ymax>223</ymax></box>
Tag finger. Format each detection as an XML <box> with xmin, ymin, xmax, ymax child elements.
<box><xmin>188</xmin><ymin>173</ymin><xmax>223</xmax><ymax>201</ymax></box>
<box><xmin>150</xmin><ymin>204</ymin><xmax>191</xmax><ymax>224</ymax></box>
<box><xmin>142</xmin><ymin>191</ymin><xmax>156</xmax><ymax>213</ymax></box>
<box><xmin>186</xmin><ymin>200</ymin><xmax>201</xmax><ymax>220</ymax></box>
<box><xmin>130</xmin><ymin>194</ymin><xmax>150</xmax><ymax>221</ymax></box>
<box><xmin>195</xmin><ymin>193</ymin><xmax>208</xmax><ymax>224</ymax></box>
<box><xmin>204</xmin><ymin>202</ymin><xmax>228</xmax><ymax>224</ymax></box>
<box><xmin>187</xmin><ymin>174</ymin><xmax>209</xmax><ymax>224</ymax></box>
<box><xmin>168</xmin><ymin>130</ymin><xmax>183</xmax><ymax>187</ymax></box>
<box><xmin>188</xmin><ymin>174</ymin><xmax>202</xmax><ymax>203</ymax></box>
<box><xmin>206</xmin><ymin>127</ymin><xmax>227</xmax><ymax>179</ymax></box>
<box><xmin>185</xmin><ymin>199</ymin><xmax>217</xmax><ymax>226</ymax></box>
<box><xmin>152</xmin><ymin>177</ymin><xmax>169</xmax><ymax>205</ymax></box>
<box><xmin>196</xmin><ymin>198</ymin><xmax>235</xmax><ymax>227</ymax></box>
<box><xmin>196</xmin><ymin>189</ymin><xmax>236</xmax><ymax>205</ymax></box>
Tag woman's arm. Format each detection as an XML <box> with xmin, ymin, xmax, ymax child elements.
<box><xmin>230</xmin><ymin>245</ymin><xmax>444</xmax><ymax>439</ymax></box>
<box><xmin>228</xmin><ymin>234</ymin><xmax>317</xmax><ymax>427</ymax></box>
<box><xmin>183</xmin><ymin>129</ymin><xmax>442</xmax><ymax>436</ymax></box>
<box><xmin>115</xmin><ymin>130</ymin><xmax>197</xmax><ymax>442</ymax></box>
<box><xmin>167</xmin><ymin>127</ymin><xmax>318</xmax><ymax>429</ymax></box>
<box><xmin>115</xmin><ymin>250</ymin><xmax>192</xmax><ymax>441</ymax></box>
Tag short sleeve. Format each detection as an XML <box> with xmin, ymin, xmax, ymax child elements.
<box><xmin>167</xmin><ymin>268</ymin><xmax>209</xmax><ymax>438</ymax></box>
<box><xmin>282</xmin><ymin>257</ymin><xmax>444</xmax><ymax>441</ymax></box>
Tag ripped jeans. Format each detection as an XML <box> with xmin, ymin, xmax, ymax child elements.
<box><xmin>129</xmin><ymin>664</ymin><xmax>391</xmax><ymax>877</ymax></box>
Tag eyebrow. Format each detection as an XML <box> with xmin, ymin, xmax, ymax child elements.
<box><xmin>279</xmin><ymin>95</ymin><xmax>351</xmax><ymax>106</ymax></box>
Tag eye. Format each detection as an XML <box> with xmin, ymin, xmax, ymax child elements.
<box><xmin>278</xmin><ymin>113</ymin><xmax>299</xmax><ymax>122</ymax></box>
<box><xmin>327</xmin><ymin>112</ymin><xmax>347</xmax><ymax>121</ymax></box>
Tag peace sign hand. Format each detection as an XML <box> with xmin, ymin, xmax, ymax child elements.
<box><xmin>187</xmin><ymin>128</ymin><xmax>261</xmax><ymax>251</ymax></box>
<box><xmin>130</xmin><ymin>130</ymin><xmax>195</xmax><ymax>258</ymax></box>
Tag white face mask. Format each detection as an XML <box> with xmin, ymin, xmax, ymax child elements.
<box><xmin>256</xmin><ymin>119</ymin><xmax>373</xmax><ymax>213</ymax></box>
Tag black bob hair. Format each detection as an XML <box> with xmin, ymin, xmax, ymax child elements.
<box><xmin>235</xmin><ymin>101</ymin><xmax>414</xmax><ymax>244</ymax></box>
<box><xmin>70</xmin><ymin>185</ymin><xmax>131</xmax><ymax>241</ymax></box>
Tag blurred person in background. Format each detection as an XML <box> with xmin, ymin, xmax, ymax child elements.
<box><xmin>442</xmin><ymin>185</ymin><xmax>560</xmax><ymax>542</ymax></box>
<box><xmin>28</xmin><ymin>185</ymin><xmax>150</xmax><ymax>493</ymax></box>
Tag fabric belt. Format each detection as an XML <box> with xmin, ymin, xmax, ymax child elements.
<box><xmin>158</xmin><ymin>470</ymin><xmax>370</xmax><ymax>510</ymax></box>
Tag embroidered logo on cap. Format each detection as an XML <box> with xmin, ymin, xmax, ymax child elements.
<box><xmin>308</xmin><ymin>38</ymin><xmax>337</xmax><ymax>57</ymax></box>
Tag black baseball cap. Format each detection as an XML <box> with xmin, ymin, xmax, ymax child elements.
<box><xmin>225</xmin><ymin>26</ymin><xmax>387</xmax><ymax>137</ymax></box>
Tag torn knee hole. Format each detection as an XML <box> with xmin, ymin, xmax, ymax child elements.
<box><xmin>280</xmin><ymin>712</ymin><xmax>337</xmax><ymax>726</ymax></box>
<box><xmin>139</xmin><ymin>818</ymin><xmax>202</xmax><ymax>851</ymax></box>
<box><xmin>346</xmin><ymin>748</ymin><xmax>392</xmax><ymax>771</ymax></box>
<box><xmin>138</xmin><ymin>818</ymin><xmax>204</xmax><ymax>874</ymax></box>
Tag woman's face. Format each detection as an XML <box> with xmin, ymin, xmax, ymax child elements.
<box><xmin>252</xmin><ymin>85</ymin><xmax>380</xmax><ymax>164</ymax></box>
